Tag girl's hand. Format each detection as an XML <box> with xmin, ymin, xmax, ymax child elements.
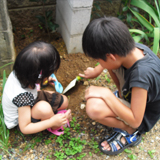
<box><xmin>79</xmin><ymin>67</ymin><xmax>96</xmax><ymax>79</ymax></box>
<box><xmin>48</xmin><ymin>76</ymin><xmax>56</xmax><ymax>86</ymax></box>
<box><xmin>48</xmin><ymin>76</ymin><xmax>56</xmax><ymax>83</ymax></box>
<box><xmin>50</xmin><ymin>113</ymin><xmax>68</xmax><ymax>128</ymax></box>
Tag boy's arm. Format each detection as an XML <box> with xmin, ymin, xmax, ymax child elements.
<box><xmin>79</xmin><ymin>64</ymin><xmax>104</xmax><ymax>79</ymax></box>
<box><xmin>85</xmin><ymin>86</ymin><xmax>147</xmax><ymax>128</ymax></box>
<box><xmin>108</xmin><ymin>69</ymin><xmax>122</xmax><ymax>98</ymax></box>
<box><xmin>108</xmin><ymin>87</ymin><xmax>147</xmax><ymax>128</ymax></box>
<box><xmin>18</xmin><ymin>106</ymin><xmax>67</xmax><ymax>134</ymax></box>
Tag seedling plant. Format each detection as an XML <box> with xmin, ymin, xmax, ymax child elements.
<box><xmin>124</xmin><ymin>149</ymin><xmax>137</xmax><ymax>160</ymax></box>
<box><xmin>52</xmin><ymin>117</ymin><xmax>100</xmax><ymax>160</ymax></box>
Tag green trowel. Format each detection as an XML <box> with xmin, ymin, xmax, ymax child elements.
<box><xmin>63</xmin><ymin>76</ymin><xmax>83</xmax><ymax>94</ymax></box>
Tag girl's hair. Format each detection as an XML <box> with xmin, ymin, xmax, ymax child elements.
<box><xmin>82</xmin><ymin>16</ymin><xmax>135</xmax><ymax>61</ymax></box>
<box><xmin>13</xmin><ymin>41</ymin><xmax>60</xmax><ymax>88</ymax></box>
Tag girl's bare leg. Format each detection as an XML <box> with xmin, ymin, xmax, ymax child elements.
<box><xmin>43</xmin><ymin>91</ymin><xmax>71</xmax><ymax>121</ymax></box>
<box><xmin>31</xmin><ymin>99</ymin><xmax>71</xmax><ymax>130</ymax></box>
<box><xmin>31</xmin><ymin>101</ymin><xmax>54</xmax><ymax>121</ymax></box>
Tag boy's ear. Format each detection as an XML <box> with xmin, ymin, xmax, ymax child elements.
<box><xmin>107</xmin><ymin>54</ymin><xmax>116</xmax><ymax>61</ymax></box>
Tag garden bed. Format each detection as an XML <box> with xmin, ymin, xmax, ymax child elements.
<box><xmin>1</xmin><ymin>26</ymin><xmax>160</xmax><ymax>160</ymax></box>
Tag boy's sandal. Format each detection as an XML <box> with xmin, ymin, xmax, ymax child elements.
<box><xmin>47</xmin><ymin>110</ymin><xmax>70</xmax><ymax>136</ymax></box>
<box><xmin>113</xmin><ymin>90</ymin><xmax>119</xmax><ymax>97</ymax></box>
<box><xmin>99</xmin><ymin>128</ymin><xmax>142</xmax><ymax>155</ymax></box>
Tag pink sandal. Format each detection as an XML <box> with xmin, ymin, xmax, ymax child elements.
<box><xmin>47</xmin><ymin>110</ymin><xmax>70</xmax><ymax>136</ymax></box>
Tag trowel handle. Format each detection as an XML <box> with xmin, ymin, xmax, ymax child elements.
<box><xmin>76</xmin><ymin>76</ymin><xmax>83</xmax><ymax>81</ymax></box>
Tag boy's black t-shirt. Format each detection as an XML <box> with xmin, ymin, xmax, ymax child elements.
<box><xmin>122</xmin><ymin>43</ymin><xmax>160</xmax><ymax>134</ymax></box>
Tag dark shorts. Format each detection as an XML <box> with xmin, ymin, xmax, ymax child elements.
<box><xmin>32</xmin><ymin>90</ymin><xmax>64</xmax><ymax>122</ymax></box>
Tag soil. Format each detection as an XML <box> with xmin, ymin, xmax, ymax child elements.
<box><xmin>1</xmin><ymin>26</ymin><xmax>160</xmax><ymax>160</ymax></box>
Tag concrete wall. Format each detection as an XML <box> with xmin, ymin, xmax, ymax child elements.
<box><xmin>0</xmin><ymin>0</ymin><xmax>15</xmax><ymax>77</ymax></box>
<box><xmin>7</xmin><ymin>0</ymin><xmax>56</xmax><ymax>28</ymax></box>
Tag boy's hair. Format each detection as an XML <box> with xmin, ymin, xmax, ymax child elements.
<box><xmin>13</xmin><ymin>41</ymin><xmax>60</xmax><ymax>88</ymax></box>
<box><xmin>82</xmin><ymin>17</ymin><xmax>135</xmax><ymax>60</ymax></box>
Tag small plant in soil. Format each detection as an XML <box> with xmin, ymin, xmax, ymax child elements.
<box><xmin>30</xmin><ymin>0</ymin><xmax>59</xmax><ymax>40</ymax></box>
<box><xmin>148</xmin><ymin>149</ymin><xmax>156</xmax><ymax>158</ymax></box>
<box><xmin>52</xmin><ymin>117</ymin><xmax>101</xmax><ymax>160</ymax></box>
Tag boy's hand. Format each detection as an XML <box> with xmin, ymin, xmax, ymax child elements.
<box><xmin>50</xmin><ymin>113</ymin><xmax>68</xmax><ymax>128</ymax></box>
<box><xmin>79</xmin><ymin>67</ymin><xmax>96</xmax><ymax>79</ymax></box>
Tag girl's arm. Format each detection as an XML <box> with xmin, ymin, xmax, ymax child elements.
<box><xmin>79</xmin><ymin>64</ymin><xmax>104</xmax><ymax>79</ymax></box>
<box><xmin>18</xmin><ymin>106</ymin><xmax>67</xmax><ymax>134</ymax></box>
<box><xmin>85</xmin><ymin>86</ymin><xmax>147</xmax><ymax>128</ymax></box>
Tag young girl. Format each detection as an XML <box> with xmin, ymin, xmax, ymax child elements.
<box><xmin>2</xmin><ymin>41</ymin><xmax>71</xmax><ymax>134</ymax></box>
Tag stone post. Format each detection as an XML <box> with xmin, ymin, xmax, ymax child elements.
<box><xmin>56</xmin><ymin>0</ymin><xmax>93</xmax><ymax>54</ymax></box>
<box><xmin>0</xmin><ymin>0</ymin><xmax>15</xmax><ymax>77</ymax></box>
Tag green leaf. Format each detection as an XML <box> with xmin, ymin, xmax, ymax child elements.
<box><xmin>3</xmin><ymin>70</ymin><xmax>6</xmax><ymax>91</ymax></box>
<box><xmin>129</xmin><ymin>8</ymin><xmax>154</xmax><ymax>32</ymax></box>
<box><xmin>95</xmin><ymin>4</ymin><xmax>101</xmax><ymax>10</ymax></box>
<box><xmin>152</xmin><ymin>27</ymin><xmax>160</xmax><ymax>55</ymax></box>
<box><xmin>36</xmin><ymin>15</ymin><xmax>45</xmax><ymax>24</ymax></box>
<box><xmin>131</xmin><ymin>0</ymin><xmax>160</xmax><ymax>27</ymax></box>
<box><xmin>155</xmin><ymin>0</ymin><xmax>160</xmax><ymax>20</ymax></box>
<box><xmin>127</xmin><ymin>13</ymin><xmax>132</xmax><ymax>23</ymax></box>
<box><xmin>46</xmin><ymin>10</ymin><xmax>52</xmax><ymax>18</ymax></box>
<box><xmin>123</xmin><ymin>6</ymin><xmax>128</xmax><ymax>12</ymax></box>
<box><xmin>124</xmin><ymin>149</ymin><xmax>132</xmax><ymax>153</ymax></box>
<box><xmin>129</xmin><ymin>29</ymin><xmax>149</xmax><ymax>43</ymax></box>
<box><xmin>0</xmin><ymin>62</ymin><xmax>14</xmax><ymax>70</ymax></box>
<box><xmin>128</xmin><ymin>154</ymin><xmax>137</xmax><ymax>160</ymax></box>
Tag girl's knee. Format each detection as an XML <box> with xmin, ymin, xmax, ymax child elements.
<box><xmin>58</xmin><ymin>95</ymin><xmax>68</xmax><ymax>110</ymax></box>
<box><xmin>31</xmin><ymin>101</ymin><xmax>53</xmax><ymax>119</ymax></box>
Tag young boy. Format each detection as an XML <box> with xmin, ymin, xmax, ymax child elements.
<box><xmin>79</xmin><ymin>17</ymin><xmax>160</xmax><ymax>155</ymax></box>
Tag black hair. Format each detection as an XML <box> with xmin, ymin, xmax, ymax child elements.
<box><xmin>82</xmin><ymin>17</ymin><xmax>135</xmax><ymax>60</ymax></box>
<box><xmin>13</xmin><ymin>41</ymin><xmax>60</xmax><ymax>88</ymax></box>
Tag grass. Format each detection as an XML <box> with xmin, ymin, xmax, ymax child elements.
<box><xmin>0</xmin><ymin>70</ymin><xmax>10</xmax><ymax>155</ymax></box>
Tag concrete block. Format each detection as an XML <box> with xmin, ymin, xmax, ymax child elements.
<box><xmin>0</xmin><ymin>0</ymin><xmax>15</xmax><ymax>77</ymax></box>
<box><xmin>56</xmin><ymin>8</ymin><xmax>83</xmax><ymax>54</ymax></box>
<box><xmin>57</xmin><ymin>0</ymin><xmax>92</xmax><ymax>35</ymax></box>
<box><xmin>68</xmin><ymin>0</ymin><xmax>93</xmax><ymax>8</ymax></box>
<box><xmin>56</xmin><ymin>0</ymin><xmax>93</xmax><ymax>53</ymax></box>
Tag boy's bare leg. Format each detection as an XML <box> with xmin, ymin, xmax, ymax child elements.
<box><xmin>86</xmin><ymin>98</ymin><xmax>136</xmax><ymax>151</ymax></box>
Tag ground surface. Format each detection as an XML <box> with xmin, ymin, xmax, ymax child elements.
<box><xmin>1</xmin><ymin>26</ymin><xmax>160</xmax><ymax>160</ymax></box>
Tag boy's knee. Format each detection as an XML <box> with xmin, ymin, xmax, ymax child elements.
<box><xmin>86</xmin><ymin>98</ymin><xmax>102</xmax><ymax>120</ymax></box>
